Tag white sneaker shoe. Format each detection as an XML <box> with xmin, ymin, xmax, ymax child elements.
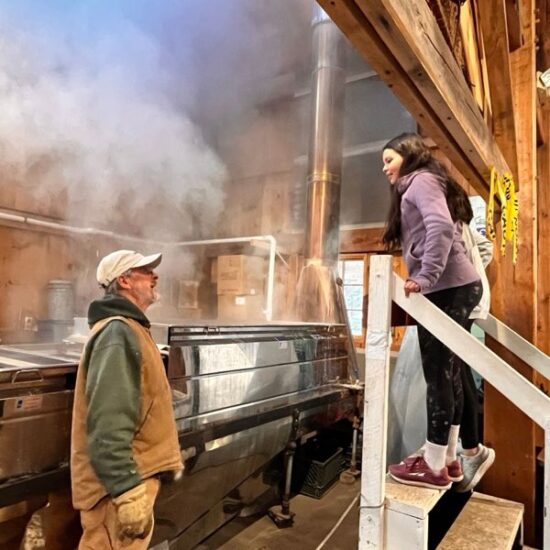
<box><xmin>455</xmin><ymin>444</ymin><xmax>495</xmax><ymax>493</ymax></box>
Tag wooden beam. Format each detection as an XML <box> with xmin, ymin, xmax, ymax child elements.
<box><xmin>316</xmin><ymin>0</ymin><xmax>507</xmax><ymax>200</ymax></box>
<box><xmin>350</xmin><ymin>0</ymin><xmax>511</xmax><ymax>177</ymax></box>
<box><xmin>536</xmin><ymin>0</ymin><xmax>550</xmax><ymax>71</ymax></box>
<box><xmin>460</xmin><ymin>1</ymin><xmax>485</xmax><ymax>112</ymax></box>
<box><xmin>340</xmin><ymin>227</ymin><xmax>385</xmax><ymax>253</ymax></box>
<box><xmin>360</xmin><ymin>254</ymin><xmax>393</xmax><ymax>548</ymax></box>
<box><xmin>537</xmin><ymin>99</ymin><xmax>550</xmax><ymax>356</ymax></box>
<box><xmin>393</xmin><ymin>276</ymin><xmax>550</xmax><ymax>427</ymax></box>
<box><xmin>484</xmin><ymin>0</ymin><xmax>539</xmax><ymax>542</ymax></box>
<box><xmin>537</xmin><ymin>92</ymin><xmax>548</xmax><ymax>146</ymax></box>
<box><xmin>426</xmin><ymin>0</ymin><xmax>464</xmax><ymax>69</ymax></box>
<box><xmin>476</xmin><ymin>314</ymin><xmax>550</xmax><ymax>378</ymax></box>
<box><xmin>506</xmin><ymin>0</ymin><xmax>523</xmax><ymax>51</ymax></box>
<box><xmin>477</xmin><ymin>0</ymin><xmax>520</xmax><ymax>181</ymax></box>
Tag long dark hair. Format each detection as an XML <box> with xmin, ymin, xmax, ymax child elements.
<box><xmin>382</xmin><ymin>133</ymin><xmax>473</xmax><ymax>250</ymax></box>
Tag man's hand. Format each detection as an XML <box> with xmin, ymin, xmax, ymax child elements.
<box><xmin>404</xmin><ymin>279</ymin><xmax>421</xmax><ymax>297</ymax></box>
<box><xmin>113</xmin><ymin>483</ymin><xmax>154</xmax><ymax>540</ymax></box>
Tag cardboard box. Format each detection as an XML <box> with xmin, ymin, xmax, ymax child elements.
<box><xmin>210</xmin><ymin>258</ymin><xmax>218</xmax><ymax>284</ymax></box>
<box><xmin>217</xmin><ymin>255</ymin><xmax>265</xmax><ymax>295</ymax></box>
<box><xmin>178</xmin><ymin>280</ymin><xmax>199</xmax><ymax>309</ymax></box>
<box><xmin>217</xmin><ymin>294</ymin><xmax>265</xmax><ymax>322</ymax></box>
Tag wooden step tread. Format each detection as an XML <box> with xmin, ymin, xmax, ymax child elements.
<box><xmin>437</xmin><ymin>492</ymin><xmax>523</xmax><ymax>550</ymax></box>
<box><xmin>385</xmin><ymin>475</ymin><xmax>446</xmax><ymax>519</ymax></box>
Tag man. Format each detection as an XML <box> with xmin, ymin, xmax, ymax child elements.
<box><xmin>71</xmin><ymin>250</ymin><xmax>183</xmax><ymax>549</ymax></box>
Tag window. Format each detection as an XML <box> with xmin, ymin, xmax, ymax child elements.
<box><xmin>338</xmin><ymin>255</ymin><xmax>368</xmax><ymax>347</ymax></box>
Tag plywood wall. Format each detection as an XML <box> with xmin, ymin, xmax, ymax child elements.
<box><xmin>0</xmin><ymin>175</ymin><xmax>68</xmax><ymax>220</ymax></box>
<box><xmin>0</xmin><ymin>173</ymin><xmax>72</xmax><ymax>341</ymax></box>
<box><xmin>0</xmin><ymin>225</ymin><xmax>72</xmax><ymax>339</ymax></box>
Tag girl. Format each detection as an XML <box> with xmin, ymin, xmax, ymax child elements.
<box><xmin>382</xmin><ymin>133</ymin><xmax>484</xmax><ymax>489</ymax></box>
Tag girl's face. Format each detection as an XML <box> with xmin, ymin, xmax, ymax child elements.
<box><xmin>382</xmin><ymin>148</ymin><xmax>404</xmax><ymax>185</ymax></box>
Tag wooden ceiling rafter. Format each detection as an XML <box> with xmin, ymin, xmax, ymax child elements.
<box><xmin>506</xmin><ymin>0</ymin><xmax>524</xmax><ymax>51</ymax></box>
<box><xmin>477</xmin><ymin>0</ymin><xmax>520</xmax><ymax>181</ymax></box>
<box><xmin>315</xmin><ymin>0</ymin><xmax>487</xmax><ymax>198</ymax></box>
<box><xmin>537</xmin><ymin>94</ymin><xmax>548</xmax><ymax>145</ymax></box>
<box><xmin>536</xmin><ymin>0</ymin><xmax>550</xmax><ymax>71</ymax></box>
<box><xmin>317</xmin><ymin>0</ymin><xmax>512</xmax><ymax>200</ymax></box>
<box><xmin>459</xmin><ymin>1</ymin><xmax>488</xmax><ymax>116</ymax></box>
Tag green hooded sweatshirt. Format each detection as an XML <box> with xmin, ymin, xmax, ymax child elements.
<box><xmin>84</xmin><ymin>294</ymin><xmax>151</xmax><ymax>497</ymax></box>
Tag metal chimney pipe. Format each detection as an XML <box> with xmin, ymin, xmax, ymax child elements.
<box><xmin>295</xmin><ymin>6</ymin><xmax>347</xmax><ymax>324</ymax></box>
<box><xmin>304</xmin><ymin>5</ymin><xmax>346</xmax><ymax>267</ymax></box>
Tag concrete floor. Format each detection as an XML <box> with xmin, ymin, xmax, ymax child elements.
<box><xmin>19</xmin><ymin>479</ymin><xmax>360</xmax><ymax>550</ymax></box>
<box><xmin>197</xmin><ymin>480</ymin><xmax>360</xmax><ymax>550</ymax></box>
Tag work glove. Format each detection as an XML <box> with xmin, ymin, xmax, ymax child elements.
<box><xmin>112</xmin><ymin>483</ymin><xmax>154</xmax><ymax>540</ymax></box>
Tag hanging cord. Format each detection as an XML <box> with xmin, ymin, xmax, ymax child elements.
<box><xmin>314</xmin><ymin>492</ymin><xmax>360</xmax><ymax>550</ymax></box>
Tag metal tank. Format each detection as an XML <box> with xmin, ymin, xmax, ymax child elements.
<box><xmin>0</xmin><ymin>321</ymin><xmax>358</xmax><ymax>547</ymax></box>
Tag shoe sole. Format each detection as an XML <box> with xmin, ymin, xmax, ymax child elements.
<box><xmin>411</xmin><ymin>451</ymin><xmax>463</xmax><ymax>482</ymax></box>
<box><xmin>455</xmin><ymin>448</ymin><xmax>496</xmax><ymax>493</ymax></box>
<box><xmin>389</xmin><ymin>472</ymin><xmax>452</xmax><ymax>490</ymax></box>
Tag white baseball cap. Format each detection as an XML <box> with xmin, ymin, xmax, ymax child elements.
<box><xmin>97</xmin><ymin>249</ymin><xmax>162</xmax><ymax>287</ymax></box>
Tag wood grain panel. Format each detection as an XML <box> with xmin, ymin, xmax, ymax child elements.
<box><xmin>477</xmin><ymin>0</ymin><xmax>519</xmax><ymax>181</ymax></box>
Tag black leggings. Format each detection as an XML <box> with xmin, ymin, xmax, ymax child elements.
<box><xmin>457</xmin><ymin>318</ymin><xmax>480</xmax><ymax>449</ymax></box>
<box><xmin>417</xmin><ymin>281</ymin><xmax>482</xmax><ymax>446</ymax></box>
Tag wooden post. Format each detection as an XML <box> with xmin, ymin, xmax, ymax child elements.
<box><xmin>477</xmin><ymin>0</ymin><xmax>519</xmax><ymax>181</ymax></box>
<box><xmin>537</xmin><ymin>98</ymin><xmax>550</xmax><ymax>360</ymax></box>
<box><xmin>359</xmin><ymin>254</ymin><xmax>393</xmax><ymax>549</ymax></box>
<box><xmin>483</xmin><ymin>0</ymin><xmax>539</xmax><ymax>542</ymax></box>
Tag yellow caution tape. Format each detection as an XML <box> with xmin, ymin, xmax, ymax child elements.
<box><xmin>486</xmin><ymin>167</ymin><xmax>519</xmax><ymax>264</ymax></box>
<box><xmin>486</xmin><ymin>167</ymin><xmax>497</xmax><ymax>240</ymax></box>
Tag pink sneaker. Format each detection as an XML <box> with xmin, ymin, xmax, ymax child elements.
<box><xmin>389</xmin><ymin>456</ymin><xmax>452</xmax><ymax>490</ymax></box>
<box><xmin>446</xmin><ymin>459</ymin><xmax>464</xmax><ymax>482</ymax></box>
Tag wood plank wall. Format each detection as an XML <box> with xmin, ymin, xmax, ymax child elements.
<box><xmin>0</xmin><ymin>174</ymin><xmax>71</xmax><ymax>341</ymax></box>
<box><xmin>483</xmin><ymin>0</ymin><xmax>540</xmax><ymax>542</ymax></box>
<box><xmin>537</xmin><ymin>98</ymin><xmax>550</xmax><ymax>356</ymax></box>
<box><xmin>0</xmin><ymin>221</ymin><xmax>72</xmax><ymax>343</ymax></box>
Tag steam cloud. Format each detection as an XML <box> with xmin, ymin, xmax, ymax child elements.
<box><xmin>0</xmin><ymin>0</ymin><xmax>316</xmax><ymax>317</ymax></box>
<box><xmin>0</xmin><ymin>1</ymin><xmax>227</xmax><ymax>241</ymax></box>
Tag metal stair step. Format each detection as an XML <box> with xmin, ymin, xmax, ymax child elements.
<box><xmin>437</xmin><ymin>492</ymin><xmax>524</xmax><ymax>550</ymax></box>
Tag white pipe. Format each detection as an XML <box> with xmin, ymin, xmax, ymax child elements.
<box><xmin>265</xmin><ymin>235</ymin><xmax>276</xmax><ymax>321</ymax></box>
<box><xmin>0</xmin><ymin>211</ymin><xmax>26</xmax><ymax>223</ymax></box>
<box><xmin>0</xmin><ymin>209</ymin><xmax>165</xmax><ymax>245</ymax></box>
<box><xmin>0</xmin><ymin>209</ymin><xmax>278</xmax><ymax>321</ymax></box>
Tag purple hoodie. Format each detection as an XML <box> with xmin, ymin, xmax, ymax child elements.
<box><xmin>397</xmin><ymin>169</ymin><xmax>479</xmax><ymax>294</ymax></box>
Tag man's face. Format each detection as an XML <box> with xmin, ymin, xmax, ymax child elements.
<box><xmin>120</xmin><ymin>266</ymin><xmax>159</xmax><ymax>311</ymax></box>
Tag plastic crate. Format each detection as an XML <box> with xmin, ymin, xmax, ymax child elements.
<box><xmin>300</xmin><ymin>447</ymin><xmax>345</xmax><ymax>499</ymax></box>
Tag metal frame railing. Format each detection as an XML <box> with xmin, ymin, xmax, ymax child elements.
<box><xmin>359</xmin><ymin>255</ymin><xmax>550</xmax><ymax>550</ymax></box>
